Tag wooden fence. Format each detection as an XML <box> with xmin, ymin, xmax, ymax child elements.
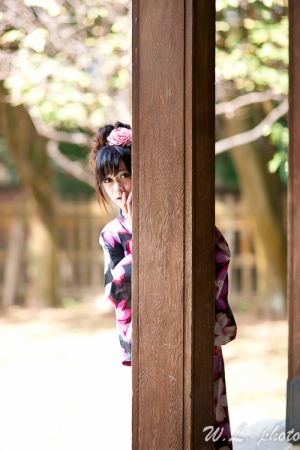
<box><xmin>56</xmin><ymin>200</ymin><xmax>108</xmax><ymax>298</ymax></box>
<box><xmin>0</xmin><ymin>198</ymin><xmax>109</xmax><ymax>305</ymax></box>
<box><xmin>0</xmin><ymin>195</ymin><xmax>256</xmax><ymax>308</ymax></box>
<box><xmin>216</xmin><ymin>195</ymin><xmax>256</xmax><ymax>307</ymax></box>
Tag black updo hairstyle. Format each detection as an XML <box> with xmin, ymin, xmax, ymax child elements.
<box><xmin>90</xmin><ymin>121</ymin><xmax>132</xmax><ymax>212</ymax></box>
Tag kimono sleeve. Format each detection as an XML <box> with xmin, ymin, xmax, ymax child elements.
<box><xmin>99</xmin><ymin>230</ymin><xmax>132</xmax><ymax>366</ymax></box>
<box><xmin>214</xmin><ymin>227</ymin><xmax>237</xmax><ymax>346</ymax></box>
<box><xmin>99</xmin><ymin>231</ymin><xmax>125</xmax><ymax>290</ymax></box>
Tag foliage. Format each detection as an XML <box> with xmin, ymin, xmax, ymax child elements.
<box><xmin>0</xmin><ymin>137</ymin><xmax>19</xmax><ymax>185</ymax></box>
<box><xmin>54</xmin><ymin>142</ymin><xmax>94</xmax><ymax>197</ymax></box>
<box><xmin>0</xmin><ymin>0</ymin><xmax>132</xmax><ymax>197</ymax></box>
<box><xmin>0</xmin><ymin>0</ymin><xmax>132</xmax><ymax>131</ymax></box>
<box><xmin>216</xmin><ymin>152</ymin><xmax>239</xmax><ymax>192</ymax></box>
<box><xmin>216</xmin><ymin>0</ymin><xmax>288</xmax><ymax>185</ymax></box>
<box><xmin>0</xmin><ymin>0</ymin><xmax>289</xmax><ymax>192</ymax></box>
<box><xmin>216</xmin><ymin>0</ymin><xmax>288</xmax><ymax>93</ymax></box>
<box><xmin>268</xmin><ymin>121</ymin><xmax>288</xmax><ymax>183</ymax></box>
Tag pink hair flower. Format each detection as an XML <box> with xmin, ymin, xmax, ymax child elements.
<box><xmin>107</xmin><ymin>127</ymin><xmax>132</xmax><ymax>147</ymax></box>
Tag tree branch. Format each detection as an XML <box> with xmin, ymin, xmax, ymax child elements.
<box><xmin>215</xmin><ymin>98</ymin><xmax>288</xmax><ymax>154</ymax></box>
<box><xmin>216</xmin><ymin>91</ymin><xmax>284</xmax><ymax>116</ymax></box>
<box><xmin>1</xmin><ymin>87</ymin><xmax>92</xmax><ymax>146</ymax></box>
<box><xmin>46</xmin><ymin>140</ymin><xmax>94</xmax><ymax>188</ymax></box>
<box><xmin>31</xmin><ymin>115</ymin><xmax>91</xmax><ymax>146</ymax></box>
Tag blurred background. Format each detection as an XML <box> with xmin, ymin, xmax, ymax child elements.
<box><xmin>0</xmin><ymin>0</ymin><xmax>288</xmax><ymax>449</ymax></box>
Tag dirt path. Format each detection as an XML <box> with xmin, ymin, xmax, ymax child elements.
<box><xmin>0</xmin><ymin>306</ymin><xmax>288</xmax><ymax>450</ymax></box>
<box><xmin>223</xmin><ymin>313</ymin><xmax>288</xmax><ymax>435</ymax></box>
<box><xmin>0</xmin><ymin>303</ymin><xmax>132</xmax><ymax>450</ymax></box>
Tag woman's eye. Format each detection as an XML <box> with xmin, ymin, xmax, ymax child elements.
<box><xmin>104</xmin><ymin>177</ymin><xmax>112</xmax><ymax>183</ymax></box>
<box><xmin>120</xmin><ymin>172</ymin><xmax>130</xmax><ymax>179</ymax></box>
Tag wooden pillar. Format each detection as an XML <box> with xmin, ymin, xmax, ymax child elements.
<box><xmin>287</xmin><ymin>0</ymin><xmax>300</xmax><ymax>443</ymax></box>
<box><xmin>132</xmin><ymin>1</ymin><xmax>215</xmax><ymax>448</ymax></box>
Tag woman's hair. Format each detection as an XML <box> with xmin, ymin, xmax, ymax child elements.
<box><xmin>90</xmin><ymin>121</ymin><xmax>131</xmax><ymax>212</ymax></box>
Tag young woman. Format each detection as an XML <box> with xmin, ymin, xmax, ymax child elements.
<box><xmin>90</xmin><ymin>121</ymin><xmax>237</xmax><ymax>449</ymax></box>
<box><xmin>90</xmin><ymin>122</ymin><xmax>133</xmax><ymax>365</ymax></box>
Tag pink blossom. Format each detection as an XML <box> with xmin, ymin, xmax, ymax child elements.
<box><xmin>116</xmin><ymin>300</ymin><xmax>131</xmax><ymax>337</ymax></box>
<box><xmin>214</xmin><ymin>378</ymin><xmax>228</xmax><ymax>423</ymax></box>
<box><xmin>117</xmin><ymin>322</ymin><xmax>130</xmax><ymax>337</ymax></box>
<box><xmin>102</xmin><ymin>226</ymin><xmax>121</xmax><ymax>246</ymax></box>
<box><xmin>123</xmin><ymin>321</ymin><xmax>132</xmax><ymax>342</ymax></box>
<box><xmin>116</xmin><ymin>300</ymin><xmax>131</xmax><ymax>323</ymax></box>
<box><xmin>215</xmin><ymin>267</ymin><xmax>228</xmax><ymax>298</ymax></box>
<box><xmin>216</xmin><ymin>279</ymin><xmax>228</xmax><ymax>310</ymax></box>
<box><xmin>214</xmin><ymin>313</ymin><xmax>237</xmax><ymax>345</ymax></box>
<box><xmin>111</xmin><ymin>263</ymin><xmax>125</xmax><ymax>284</ymax></box>
<box><xmin>126</xmin><ymin>239</ymin><xmax>132</xmax><ymax>254</ymax></box>
<box><xmin>107</xmin><ymin>127</ymin><xmax>132</xmax><ymax>147</ymax></box>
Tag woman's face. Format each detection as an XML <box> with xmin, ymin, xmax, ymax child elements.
<box><xmin>102</xmin><ymin>158</ymin><xmax>132</xmax><ymax>207</ymax></box>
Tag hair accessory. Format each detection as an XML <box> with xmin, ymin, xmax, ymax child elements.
<box><xmin>107</xmin><ymin>127</ymin><xmax>132</xmax><ymax>147</ymax></box>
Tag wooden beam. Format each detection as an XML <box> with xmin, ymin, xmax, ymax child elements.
<box><xmin>287</xmin><ymin>0</ymin><xmax>300</xmax><ymax>442</ymax></box>
<box><xmin>132</xmin><ymin>1</ymin><xmax>215</xmax><ymax>448</ymax></box>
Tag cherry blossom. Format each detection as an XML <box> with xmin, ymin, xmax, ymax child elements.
<box><xmin>115</xmin><ymin>300</ymin><xmax>131</xmax><ymax>338</ymax></box>
<box><xmin>214</xmin><ymin>378</ymin><xmax>228</xmax><ymax>423</ymax></box>
<box><xmin>214</xmin><ymin>313</ymin><xmax>237</xmax><ymax>345</ymax></box>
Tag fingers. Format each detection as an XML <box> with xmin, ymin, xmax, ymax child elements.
<box><xmin>122</xmin><ymin>191</ymin><xmax>132</xmax><ymax>225</ymax></box>
<box><xmin>122</xmin><ymin>191</ymin><xmax>127</xmax><ymax>214</ymax></box>
<box><xmin>127</xmin><ymin>192</ymin><xmax>132</xmax><ymax>220</ymax></box>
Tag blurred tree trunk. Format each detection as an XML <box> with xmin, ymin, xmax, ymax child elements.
<box><xmin>223</xmin><ymin>108</ymin><xmax>287</xmax><ymax>315</ymax></box>
<box><xmin>0</xmin><ymin>83</ymin><xmax>59</xmax><ymax>307</ymax></box>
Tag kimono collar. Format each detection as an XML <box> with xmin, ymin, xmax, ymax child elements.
<box><xmin>117</xmin><ymin>208</ymin><xmax>132</xmax><ymax>234</ymax></box>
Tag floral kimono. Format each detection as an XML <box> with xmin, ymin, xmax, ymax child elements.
<box><xmin>99</xmin><ymin>209</ymin><xmax>132</xmax><ymax>365</ymax></box>
<box><xmin>214</xmin><ymin>226</ymin><xmax>237</xmax><ymax>449</ymax></box>
<box><xmin>100</xmin><ymin>212</ymin><xmax>237</xmax><ymax>447</ymax></box>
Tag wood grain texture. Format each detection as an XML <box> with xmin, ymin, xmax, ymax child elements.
<box><xmin>132</xmin><ymin>0</ymin><xmax>215</xmax><ymax>448</ymax></box>
<box><xmin>132</xmin><ymin>0</ymin><xmax>140</xmax><ymax>448</ymax></box>
<box><xmin>288</xmin><ymin>0</ymin><xmax>300</xmax><ymax>382</ymax></box>
<box><xmin>192</xmin><ymin>0</ymin><xmax>215</xmax><ymax>445</ymax></box>
<box><xmin>184</xmin><ymin>1</ymin><xmax>193</xmax><ymax>447</ymax></box>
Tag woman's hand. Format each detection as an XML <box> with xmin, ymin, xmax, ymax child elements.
<box><xmin>122</xmin><ymin>190</ymin><xmax>132</xmax><ymax>226</ymax></box>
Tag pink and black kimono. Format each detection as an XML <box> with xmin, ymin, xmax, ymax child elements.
<box><xmin>99</xmin><ymin>209</ymin><xmax>133</xmax><ymax>366</ymax></box>
<box><xmin>214</xmin><ymin>226</ymin><xmax>237</xmax><ymax>449</ymax></box>
<box><xmin>100</xmin><ymin>211</ymin><xmax>237</xmax><ymax>448</ymax></box>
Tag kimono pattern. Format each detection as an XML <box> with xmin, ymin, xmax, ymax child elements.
<box><xmin>214</xmin><ymin>226</ymin><xmax>237</xmax><ymax>449</ymax></box>
<box><xmin>99</xmin><ymin>212</ymin><xmax>237</xmax><ymax>447</ymax></box>
<box><xmin>99</xmin><ymin>209</ymin><xmax>132</xmax><ymax>366</ymax></box>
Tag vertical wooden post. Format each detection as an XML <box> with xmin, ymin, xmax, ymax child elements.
<box><xmin>287</xmin><ymin>0</ymin><xmax>300</xmax><ymax>442</ymax></box>
<box><xmin>132</xmin><ymin>0</ymin><xmax>215</xmax><ymax>448</ymax></box>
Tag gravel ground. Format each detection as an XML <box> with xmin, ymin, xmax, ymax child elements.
<box><xmin>223</xmin><ymin>313</ymin><xmax>289</xmax><ymax>449</ymax></box>
<box><xmin>0</xmin><ymin>302</ymin><xmax>132</xmax><ymax>450</ymax></box>
<box><xmin>0</xmin><ymin>303</ymin><xmax>290</xmax><ymax>450</ymax></box>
